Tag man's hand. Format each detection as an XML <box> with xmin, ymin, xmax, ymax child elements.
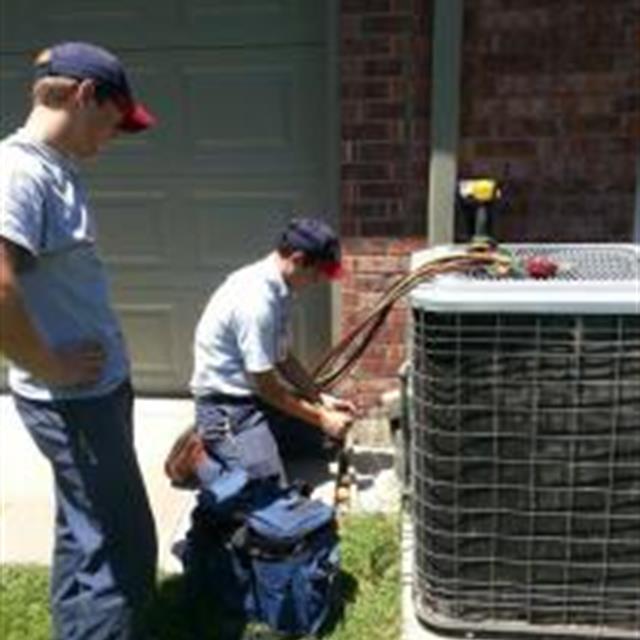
<box><xmin>0</xmin><ymin>239</ymin><xmax>106</xmax><ymax>387</ymax></box>
<box><xmin>320</xmin><ymin>392</ymin><xmax>359</xmax><ymax>417</ymax></box>
<box><xmin>43</xmin><ymin>341</ymin><xmax>107</xmax><ymax>387</ymax></box>
<box><xmin>319</xmin><ymin>407</ymin><xmax>353</xmax><ymax>441</ymax></box>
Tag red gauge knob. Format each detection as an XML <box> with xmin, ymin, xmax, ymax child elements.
<box><xmin>526</xmin><ymin>256</ymin><xmax>558</xmax><ymax>279</ymax></box>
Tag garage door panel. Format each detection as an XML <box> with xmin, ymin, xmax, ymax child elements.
<box><xmin>1</xmin><ymin>1</ymin><xmax>323</xmax><ymax>52</ymax></box>
<box><xmin>182</xmin><ymin>0</ymin><xmax>324</xmax><ymax>46</ymax></box>
<box><xmin>182</xmin><ymin>49</ymin><xmax>325</xmax><ymax>171</ymax></box>
<box><xmin>193</xmin><ymin>192</ymin><xmax>292</xmax><ymax>268</ymax></box>
<box><xmin>1</xmin><ymin>1</ymin><xmax>334</xmax><ymax>395</ymax></box>
<box><xmin>90</xmin><ymin>48</ymin><xmax>325</xmax><ymax>177</ymax></box>
<box><xmin>89</xmin><ymin>175</ymin><xmax>331</xmax><ymax>275</ymax></box>
<box><xmin>290</xmin><ymin>287</ymin><xmax>332</xmax><ymax>369</ymax></box>
<box><xmin>119</xmin><ymin>303</ymin><xmax>177</xmax><ymax>376</ymax></box>
<box><xmin>186</xmin><ymin>66</ymin><xmax>294</xmax><ymax>151</ymax></box>
<box><xmin>114</xmin><ymin>282</ymin><xmax>330</xmax><ymax>392</ymax></box>
<box><xmin>0</xmin><ymin>59</ymin><xmax>32</xmax><ymax>133</ymax></box>
<box><xmin>0</xmin><ymin>0</ymin><xmax>174</xmax><ymax>51</ymax></box>
<box><xmin>92</xmin><ymin>188</ymin><xmax>176</xmax><ymax>268</ymax></box>
<box><xmin>113</xmin><ymin>289</ymin><xmax>201</xmax><ymax>393</ymax></box>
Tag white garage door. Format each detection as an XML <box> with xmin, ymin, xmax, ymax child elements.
<box><xmin>0</xmin><ymin>0</ymin><xmax>337</xmax><ymax>393</ymax></box>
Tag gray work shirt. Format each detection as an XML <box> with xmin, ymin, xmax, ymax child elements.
<box><xmin>0</xmin><ymin>129</ymin><xmax>130</xmax><ymax>400</ymax></box>
<box><xmin>190</xmin><ymin>254</ymin><xmax>293</xmax><ymax>397</ymax></box>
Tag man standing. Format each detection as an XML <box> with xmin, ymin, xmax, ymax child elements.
<box><xmin>0</xmin><ymin>42</ymin><xmax>157</xmax><ymax>639</ymax></box>
<box><xmin>189</xmin><ymin>218</ymin><xmax>355</xmax><ymax>488</ymax></box>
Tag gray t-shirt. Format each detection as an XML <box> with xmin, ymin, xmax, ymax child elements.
<box><xmin>0</xmin><ymin>129</ymin><xmax>130</xmax><ymax>400</ymax></box>
<box><xmin>190</xmin><ymin>254</ymin><xmax>292</xmax><ymax>397</ymax></box>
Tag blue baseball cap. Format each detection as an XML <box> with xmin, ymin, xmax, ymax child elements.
<box><xmin>34</xmin><ymin>41</ymin><xmax>155</xmax><ymax>133</ymax></box>
<box><xmin>280</xmin><ymin>217</ymin><xmax>342</xmax><ymax>279</ymax></box>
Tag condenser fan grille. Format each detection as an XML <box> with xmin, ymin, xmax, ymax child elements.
<box><xmin>411</xmin><ymin>311</ymin><xmax>640</xmax><ymax>637</ymax></box>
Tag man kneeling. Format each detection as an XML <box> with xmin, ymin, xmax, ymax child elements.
<box><xmin>189</xmin><ymin>217</ymin><xmax>355</xmax><ymax>489</ymax></box>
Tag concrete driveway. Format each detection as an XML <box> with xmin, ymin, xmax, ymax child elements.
<box><xmin>0</xmin><ymin>394</ymin><xmax>400</xmax><ymax>573</ymax></box>
<box><xmin>0</xmin><ymin>394</ymin><xmax>195</xmax><ymax>573</ymax></box>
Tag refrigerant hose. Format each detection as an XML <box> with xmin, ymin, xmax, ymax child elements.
<box><xmin>311</xmin><ymin>245</ymin><xmax>517</xmax><ymax>391</ymax></box>
<box><xmin>312</xmin><ymin>244</ymin><xmax>520</xmax><ymax>510</ymax></box>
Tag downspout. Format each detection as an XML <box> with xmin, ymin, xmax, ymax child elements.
<box><xmin>634</xmin><ymin>152</ymin><xmax>640</xmax><ymax>243</ymax></box>
<box><xmin>427</xmin><ymin>0</ymin><xmax>464</xmax><ymax>246</ymax></box>
<box><xmin>328</xmin><ymin>0</ymin><xmax>341</xmax><ymax>347</ymax></box>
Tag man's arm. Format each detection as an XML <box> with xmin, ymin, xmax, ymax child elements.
<box><xmin>0</xmin><ymin>238</ymin><xmax>105</xmax><ymax>386</ymax></box>
<box><xmin>252</xmin><ymin>369</ymin><xmax>352</xmax><ymax>441</ymax></box>
<box><xmin>278</xmin><ymin>353</ymin><xmax>359</xmax><ymax>415</ymax></box>
<box><xmin>276</xmin><ymin>353</ymin><xmax>322</xmax><ymax>402</ymax></box>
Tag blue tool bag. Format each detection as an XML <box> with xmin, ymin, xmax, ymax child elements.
<box><xmin>180</xmin><ymin>480</ymin><xmax>340</xmax><ymax>636</ymax></box>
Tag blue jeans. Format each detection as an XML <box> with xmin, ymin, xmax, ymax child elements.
<box><xmin>13</xmin><ymin>381</ymin><xmax>157</xmax><ymax>640</ymax></box>
<box><xmin>194</xmin><ymin>394</ymin><xmax>332</xmax><ymax>486</ymax></box>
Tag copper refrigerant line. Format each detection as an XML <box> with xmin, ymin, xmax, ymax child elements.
<box><xmin>312</xmin><ymin>245</ymin><xmax>516</xmax><ymax>391</ymax></box>
<box><xmin>314</xmin><ymin>244</ymin><xmax>518</xmax><ymax>509</ymax></box>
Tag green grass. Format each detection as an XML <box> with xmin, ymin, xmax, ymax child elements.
<box><xmin>0</xmin><ymin>514</ymin><xmax>400</xmax><ymax>640</ymax></box>
<box><xmin>0</xmin><ymin>565</ymin><xmax>51</xmax><ymax>640</ymax></box>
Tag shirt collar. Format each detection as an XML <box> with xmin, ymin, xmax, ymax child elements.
<box><xmin>14</xmin><ymin>128</ymin><xmax>79</xmax><ymax>176</ymax></box>
<box><xmin>262</xmin><ymin>253</ymin><xmax>289</xmax><ymax>299</ymax></box>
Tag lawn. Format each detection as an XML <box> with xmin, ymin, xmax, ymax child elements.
<box><xmin>0</xmin><ymin>514</ymin><xmax>400</xmax><ymax>640</ymax></box>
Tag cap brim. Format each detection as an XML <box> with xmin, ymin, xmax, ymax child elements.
<box><xmin>119</xmin><ymin>103</ymin><xmax>156</xmax><ymax>133</ymax></box>
<box><xmin>318</xmin><ymin>261</ymin><xmax>343</xmax><ymax>280</ymax></box>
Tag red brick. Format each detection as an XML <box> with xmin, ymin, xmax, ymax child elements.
<box><xmin>342</xmin><ymin>80</ymin><xmax>391</xmax><ymax>100</ymax></box>
<box><xmin>347</xmin><ymin>201</ymin><xmax>395</xmax><ymax>220</ymax></box>
<box><xmin>474</xmin><ymin>140</ymin><xmax>537</xmax><ymax>158</ymax></box>
<box><xmin>387</xmin><ymin>237</ymin><xmax>425</xmax><ymax>255</ymax></box>
<box><xmin>340</xmin><ymin>14</ymin><xmax>363</xmax><ymax>39</ymax></box>
<box><xmin>342</xmin><ymin>122</ymin><xmax>391</xmax><ymax>140</ymax></box>
<box><xmin>615</xmin><ymin>93</ymin><xmax>640</xmax><ymax>114</ymax></box>
<box><xmin>342</xmin><ymin>0</ymin><xmax>391</xmax><ymax>14</ymax></box>
<box><xmin>565</xmin><ymin>115</ymin><xmax>621</xmax><ymax>136</ymax></box>
<box><xmin>342</xmin><ymin>37</ymin><xmax>392</xmax><ymax>56</ymax></box>
<box><xmin>627</xmin><ymin>114</ymin><xmax>640</xmax><ymax>137</ymax></box>
<box><xmin>354</xmin><ymin>255</ymin><xmax>406</xmax><ymax>273</ymax></box>
<box><xmin>342</xmin><ymin>163</ymin><xmax>392</xmax><ymax>181</ymax></box>
<box><xmin>364</xmin><ymin>101</ymin><xmax>405</xmax><ymax>119</ymax></box>
<box><xmin>342</xmin><ymin>102</ymin><xmax>362</xmax><ymax>123</ymax></box>
<box><xmin>363</xmin><ymin>58</ymin><xmax>404</xmax><ymax>77</ymax></box>
<box><xmin>357</xmin><ymin>219</ymin><xmax>405</xmax><ymax>235</ymax></box>
<box><xmin>357</xmin><ymin>142</ymin><xmax>404</xmax><ymax>161</ymax></box>
<box><xmin>359</xmin><ymin>183</ymin><xmax>405</xmax><ymax>199</ymax></box>
<box><xmin>361</xmin><ymin>15</ymin><xmax>411</xmax><ymax>35</ymax></box>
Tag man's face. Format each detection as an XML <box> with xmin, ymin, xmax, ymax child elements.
<box><xmin>76</xmin><ymin>99</ymin><xmax>123</xmax><ymax>157</ymax></box>
<box><xmin>287</xmin><ymin>253</ymin><xmax>329</xmax><ymax>289</ymax></box>
<box><xmin>67</xmin><ymin>81</ymin><xmax>124</xmax><ymax>157</ymax></box>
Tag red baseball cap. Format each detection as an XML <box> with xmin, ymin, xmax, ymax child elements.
<box><xmin>34</xmin><ymin>41</ymin><xmax>156</xmax><ymax>133</ymax></box>
<box><xmin>317</xmin><ymin>261</ymin><xmax>343</xmax><ymax>280</ymax></box>
<box><xmin>281</xmin><ymin>217</ymin><xmax>343</xmax><ymax>280</ymax></box>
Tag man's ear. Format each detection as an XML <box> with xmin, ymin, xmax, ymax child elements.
<box><xmin>75</xmin><ymin>79</ymin><xmax>97</xmax><ymax>107</ymax></box>
<box><xmin>290</xmin><ymin>250</ymin><xmax>307</xmax><ymax>267</ymax></box>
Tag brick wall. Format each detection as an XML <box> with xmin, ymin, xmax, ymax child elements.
<box><xmin>459</xmin><ymin>0</ymin><xmax>638</xmax><ymax>241</ymax></box>
<box><xmin>339</xmin><ymin>0</ymin><xmax>638</xmax><ymax>407</ymax></box>
<box><xmin>339</xmin><ymin>0</ymin><xmax>431</xmax><ymax>407</ymax></box>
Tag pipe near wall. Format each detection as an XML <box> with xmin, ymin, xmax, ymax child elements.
<box><xmin>427</xmin><ymin>0</ymin><xmax>464</xmax><ymax>246</ymax></box>
<box><xmin>635</xmin><ymin>152</ymin><xmax>640</xmax><ymax>243</ymax></box>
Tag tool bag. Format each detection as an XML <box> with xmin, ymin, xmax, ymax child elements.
<box><xmin>180</xmin><ymin>480</ymin><xmax>340</xmax><ymax>636</ymax></box>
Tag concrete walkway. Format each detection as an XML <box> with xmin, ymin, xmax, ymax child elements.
<box><xmin>0</xmin><ymin>394</ymin><xmax>401</xmax><ymax>574</ymax></box>
<box><xmin>1</xmin><ymin>394</ymin><xmax>452</xmax><ymax>639</ymax></box>
<box><xmin>0</xmin><ymin>394</ymin><xmax>196</xmax><ymax>573</ymax></box>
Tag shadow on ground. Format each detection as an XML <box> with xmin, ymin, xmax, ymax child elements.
<box><xmin>148</xmin><ymin>569</ymin><xmax>359</xmax><ymax>640</ymax></box>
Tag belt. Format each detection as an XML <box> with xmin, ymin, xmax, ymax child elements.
<box><xmin>196</xmin><ymin>393</ymin><xmax>266</xmax><ymax>436</ymax></box>
<box><xmin>198</xmin><ymin>392</ymin><xmax>258</xmax><ymax>406</ymax></box>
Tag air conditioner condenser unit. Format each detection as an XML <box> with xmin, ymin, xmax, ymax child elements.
<box><xmin>408</xmin><ymin>244</ymin><xmax>639</xmax><ymax>639</ymax></box>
